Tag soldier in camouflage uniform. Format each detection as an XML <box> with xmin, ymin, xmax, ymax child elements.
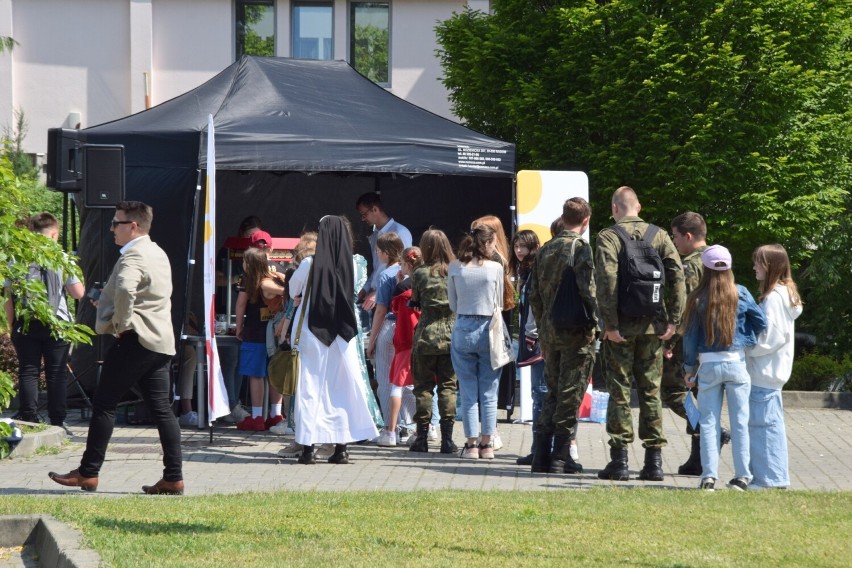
<box><xmin>664</xmin><ymin>211</ymin><xmax>729</xmax><ymax>475</ymax></box>
<box><xmin>595</xmin><ymin>187</ymin><xmax>686</xmax><ymax>481</ymax></box>
<box><xmin>528</xmin><ymin>198</ymin><xmax>598</xmax><ymax>474</ymax></box>
<box><xmin>408</xmin><ymin>229</ymin><xmax>458</xmax><ymax>454</ymax></box>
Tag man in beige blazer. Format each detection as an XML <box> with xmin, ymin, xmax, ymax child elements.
<box><xmin>49</xmin><ymin>201</ymin><xmax>184</xmax><ymax>494</ymax></box>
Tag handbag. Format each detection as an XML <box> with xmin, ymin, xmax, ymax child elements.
<box><xmin>268</xmin><ymin>267</ymin><xmax>312</xmax><ymax>396</ymax></box>
<box><xmin>550</xmin><ymin>238</ymin><xmax>596</xmax><ymax>330</ymax></box>
<box><xmin>516</xmin><ymin>275</ymin><xmax>542</xmax><ymax>368</ymax></box>
<box><xmin>488</xmin><ymin>283</ymin><xmax>513</xmax><ymax>370</ymax></box>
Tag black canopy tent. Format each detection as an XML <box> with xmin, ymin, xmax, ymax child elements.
<box><xmin>70</xmin><ymin>56</ymin><xmax>515</xmax><ymax>392</ymax></box>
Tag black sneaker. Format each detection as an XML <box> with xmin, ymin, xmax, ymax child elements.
<box><xmin>699</xmin><ymin>477</ymin><xmax>716</xmax><ymax>491</ymax></box>
<box><xmin>726</xmin><ymin>477</ymin><xmax>748</xmax><ymax>491</ymax></box>
<box><xmin>720</xmin><ymin>427</ymin><xmax>732</xmax><ymax>447</ymax></box>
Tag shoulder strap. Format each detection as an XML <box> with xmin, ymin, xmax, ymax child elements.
<box><xmin>643</xmin><ymin>224</ymin><xmax>660</xmax><ymax>244</ymax></box>
<box><xmin>293</xmin><ymin>265</ymin><xmax>314</xmax><ymax>348</ymax></box>
<box><xmin>612</xmin><ymin>224</ymin><xmax>632</xmax><ymax>244</ymax></box>
<box><xmin>568</xmin><ymin>237</ymin><xmax>581</xmax><ymax>267</ymax></box>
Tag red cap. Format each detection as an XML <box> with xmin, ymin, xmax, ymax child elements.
<box><xmin>249</xmin><ymin>230</ymin><xmax>272</xmax><ymax>249</ymax></box>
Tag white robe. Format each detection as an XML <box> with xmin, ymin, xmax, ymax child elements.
<box><xmin>290</xmin><ymin>257</ymin><xmax>379</xmax><ymax>445</ymax></box>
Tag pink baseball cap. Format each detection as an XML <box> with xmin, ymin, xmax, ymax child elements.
<box><xmin>702</xmin><ymin>245</ymin><xmax>732</xmax><ymax>271</ymax></box>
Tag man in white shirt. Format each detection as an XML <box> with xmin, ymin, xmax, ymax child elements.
<box><xmin>355</xmin><ymin>192</ymin><xmax>412</xmax><ymax>311</ymax></box>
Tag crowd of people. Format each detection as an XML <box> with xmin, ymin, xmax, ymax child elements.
<box><xmin>3</xmin><ymin>187</ymin><xmax>799</xmax><ymax>495</ymax></box>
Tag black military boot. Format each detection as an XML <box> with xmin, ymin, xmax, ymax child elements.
<box><xmin>597</xmin><ymin>447</ymin><xmax>629</xmax><ymax>480</ymax></box>
<box><xmin>531</xmin><ymin>432</ymin><xmax>554</xmax><ymax>473</ymax></box>
<box><xmin>678</xmin><ymin>435</ymin><xmax>702</xmax><ymax>476</ymax></box>
<box><xmin>297</xmin><ymin>445</ymin><xmax>316</xmax><ymax>465</ymax></box>
<box><xmin>439</xmin><ymin>421</ymin><xmax>458</xmax><ymax>454</ymax></box>
<box><xmin>638</xmin><ymin>447</ymin><xmax>665</xmax><ymax>481</ymax></box>
<box><xmin>328</xmin><ymin>444</ymin><xmax>350</xmax><ymax>464</ymax></box>
<box><xmin>409</xmin><ymin>423</ymin><xmax>430</xmax><ymax>453</ymax></box>
<box><xmin>516</xmin><ymin>431</ymin><xmax>537</xmax><ymax>465</ymax></box>
<box><xmin>551</xmin><ymin>434</ymin><xmax>584</xmax><ymax>474</ymax></box>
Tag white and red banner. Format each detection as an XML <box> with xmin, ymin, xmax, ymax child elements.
<box><xmin>204</xmin><ymin>114</ymin><xmax>231</xmax><ymax>424</ymax></box>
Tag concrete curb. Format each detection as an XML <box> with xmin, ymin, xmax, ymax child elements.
<box><xmin>0</xmin><ymin>515</ymin><xmax>101</xmax><ymax>568</ymax></box>
<box><xmin>782</xmin><ymin>391</ymin><xmax>852</xmax><ymax>410</ymax></box>
<box><xmin>9</xmin><ymin>422</ymin><xmax>69</xmax><ymax>458</ymax></box>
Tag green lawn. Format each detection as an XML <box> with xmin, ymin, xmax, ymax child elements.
<box><xmin>1</xmin><ymin>490</ymin><xmax>849</xmax><ymax>567</ymax></box>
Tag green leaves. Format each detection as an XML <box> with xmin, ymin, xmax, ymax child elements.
<box><xmin>438</xmin><ymin>0</ymin><xmax>852</xmax><ymax>353</ymax></box>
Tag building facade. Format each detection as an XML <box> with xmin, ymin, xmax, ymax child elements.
<box><xmin>0</xmin><ymin>0</ymin><xmax>490</xmax><ymax>158</ymax></box>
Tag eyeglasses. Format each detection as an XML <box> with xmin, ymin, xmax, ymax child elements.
<box><xmin>111</xmin><ymin>220</ymin><xmax>134</xmax><ymax>228</ymax></box>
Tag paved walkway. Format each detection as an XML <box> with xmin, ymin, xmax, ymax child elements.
<box><xmin>0</xmin><ymin>409</ymin><xmax>852</xmax><ymax>495</ymax></box>
<box><xmin>2</xmin><ymin>406</ymin><xmax>850</xmax><ymax>495</ymax></box>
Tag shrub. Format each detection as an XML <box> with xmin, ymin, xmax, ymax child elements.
<box><xmin>788</xmin><ymin>352</ymin><xmax>852</xmax><ymax>391</ymax></box>
<box><xmin>0</xmin><ymin>332</ymin><xmax>16</xmax><ymax>384</ymax></box>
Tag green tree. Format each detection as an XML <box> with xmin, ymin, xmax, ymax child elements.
<box><xmin>0</xmin><ymin>148</ymin><xmax>93</xmax><ymax>457</ymax></box>
<box><xmin>353</xmin><ymin>24</ymin><xmax>389</xmax><ymax>83</ymax></box>
<box><xmin>437</xmin><ymin>0</ymin><xmax>852</xmax><ymax>351</ymax></box>
<box><xmin>0</xmin><ymin>37</ymin><xmax>15</xmax><ymax>54</ymax></box>
<box><xmin>240</xmin><ymin>5</ymin><xmax>274</xmax><ymax>57</ymax></box>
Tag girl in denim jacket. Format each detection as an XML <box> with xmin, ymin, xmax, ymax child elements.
<box><xmin>682</xmin><ymin>245</ymin><xmax>767</xmax><ymax>491</ymax></box>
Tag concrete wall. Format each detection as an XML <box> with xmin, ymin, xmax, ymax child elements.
<box><xmin>1</xmin><ymin>0</ymin><xmax>486</xmax><ymax>157</ymax></box>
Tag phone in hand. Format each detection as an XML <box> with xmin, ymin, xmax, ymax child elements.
<box><xmin>87</xmin><ymin>282</ymin><xmax>103</xmax><ymax>301</ymax></box>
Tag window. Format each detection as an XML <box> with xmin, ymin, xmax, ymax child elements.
<box><xmin>293</xmin><ymin>2</ymin><xmax>333</xmax><ymax>60</ymax></box>
<box><xmin>350</xmin><ymin>2</ymin><xmax>389</xmax><ymax>85</ymax></box>
<box><xmin>236</xmin><ymin>0</ymin><xmax>275</xmax><ymax>58</ymax></box>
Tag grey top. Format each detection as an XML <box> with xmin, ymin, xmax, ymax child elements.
<box><xmin>447</xmin><ymin>260</ymin><xmax>504</xmax><ymax>316</ymax></box>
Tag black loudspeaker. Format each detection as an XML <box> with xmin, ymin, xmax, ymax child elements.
<box><xmin>46</xmin><ymin>128</ymin><xmax>83</xmax><ymax>191</ymax></box>
<box><xmin>83</xmin><ymin>145</ymin><xmax>125</xmax><ymax>209</ymax></box>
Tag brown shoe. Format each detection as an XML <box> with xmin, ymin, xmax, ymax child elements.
<box><xmin>141</xmin><ymin>479</ymin><xmax>185</xmax><ymax>495</ymax></box>
<box><xmin>48</xmin><ymin>469</ymin><xmax>98</xmax><ymax>492</ymax></box>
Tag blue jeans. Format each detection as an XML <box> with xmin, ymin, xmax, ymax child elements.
<box><xmin>697</xmin><ymin>357</ymin><xmax>751</xmax><ymax>481</ymax></box>
<box><xmin>749</xmin><ymin>385</ymin><xmax>789</xmax><ymax>487</ymax></box>
<box><xmin>451</xmin><ymin>316</ymin><xmax>501</xmax><ymax>439</ymax></box>
<box><xmin>530</xmin><ymin>359</ymin><xmax>547</xmax><ymax>431</ymax></box>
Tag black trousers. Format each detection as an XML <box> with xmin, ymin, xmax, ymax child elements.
<box><xmin>78</xmin><ymin>333</ymin><xmax>182</xmax><ymax>481</ymax></box>
<box><xmin>11</xmin><ymin>324</ymin><xmax>71</xmax><ymax>425</ymax></box>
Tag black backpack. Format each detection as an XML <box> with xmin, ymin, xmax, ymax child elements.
<box><xmin>550</xmin><ymin>238</ymin><xmax>596</xmax><ymax>330</ymax></box>
<box><xmin>613</xmin><ymin>224</ymin><xmax>665</xmax><ymax>318</ymax></box>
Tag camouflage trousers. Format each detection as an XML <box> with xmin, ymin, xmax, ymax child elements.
<box><xmin>602</xmin><ymin>335</ymin><xmax>667</xmax><ymax>449</ymax></box>
<box><xmin>661</xmin><ymin>337</ymin><xmax>697</xmax><ymax>436</ymax></box>
<box><xmin>411</xmin><ymin>352</ymin><xmax>457</xmax><ymax>426</ymax></box>
<box><xmin>537</xmin><ymin>334</ymin><xmax>595</xmax><ymax>437</ymax></box>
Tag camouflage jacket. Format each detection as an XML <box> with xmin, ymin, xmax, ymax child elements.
<box><xmin>594</xmin><ymin>216</ymin><xmax>685</xmax><ymax>337</ymax></box>
<box><xmin>411</xmin><ymin>265</ymin><xmax>453</xmax><ymax>355</ymax></box>
<box><xmin>666</xmin><ymin>244</ymin><xmax>707</xmax><ymax>349</ymax></box>
<box><xmin>529</xmin><ymin>230</ymin><xmax>598</xmax><ymax>347</ymax></box>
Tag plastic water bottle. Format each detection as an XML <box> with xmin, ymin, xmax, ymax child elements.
<box><xmin>591</xmin><ymin>392</ymin><xmax>601</xmax><ymax>423</ymax></box>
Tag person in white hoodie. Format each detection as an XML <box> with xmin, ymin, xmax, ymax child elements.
<box><xmin>746</xmin><ymin>244</ymin><xmax>803</xmax><ymax>489</ymax></box>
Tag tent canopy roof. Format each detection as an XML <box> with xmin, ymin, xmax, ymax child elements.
<box><xmin>86</xmin><ymin>56</ymin><xmax>515</xmax><ymax>177</ymax></box>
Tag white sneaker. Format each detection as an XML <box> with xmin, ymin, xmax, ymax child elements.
<box><xmin>491</xmin><ymin>432</ymin><xmax>503</xmax><ymax>451</ymax></box>
<box><xmin>377</xmin><ymin>430</ymin><xmax>397</xmax><ymax>447</ymax></box>
<box><xmin>278</xmin><ymin>441</ymin><xmax>303</xmax><ymax>458</ymax></box>
<box><xmin>314</xmin><ymin>443</ymin><xmax>335</xmax><ymax>459</ymax></box>
<box><xmin>398</xmin><ymin>427</ymin><xmax>415</xmax><ymax>444</ymax></box>
<box><xmin>230</xmin><ymin>405</ymin><xmax>250</xmax><ymax>421</ymax></box>
<box><xmin>569</xmin><ymin>443</ymin><xmax>579</xmax><ymax>461</ymax></box>
<box><xmin>178</xmin><ymin>411</ymin><xmax>198</xmax><ymax>427</ymax></box>
<box><xmin>427</xmin><ymin>424</ymin><xmax>438</xmax><ymax>441</ymax></box>
<box><xmin>269</xmin><ymin>422</ymin><xmax>295</xmax><ymax>436</ymax></box>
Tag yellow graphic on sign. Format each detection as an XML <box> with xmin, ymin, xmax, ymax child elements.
<box><xmin>516</xmin><ymin>170</ymin><xmax>542</xmax><ymax>215</ymax></box>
